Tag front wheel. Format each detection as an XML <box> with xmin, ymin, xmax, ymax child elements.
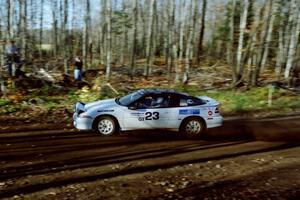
<box><xmin>180</xmin><ymin>117</ymin><xmax>205</xmax><ymax>138</ymax></box>
<box><xmin>94</xmin><ymin>116</ymin><xmax>117</xmax><ymax>136</ymax></box>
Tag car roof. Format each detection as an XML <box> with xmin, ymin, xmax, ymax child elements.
<box><xmin>138</xmin><ymin>88</ymin><xmax>188</xmax><ymax>96</ymax></box>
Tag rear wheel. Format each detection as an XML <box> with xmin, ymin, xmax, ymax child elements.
<box><xmin>180</xmin><ymin>117</ymin><xmax>205</xmax><ymax>138</ymax></box>
<box><xmin>94</xmin><ymin>116</ymin><xmax>117</xmax><ymax>136</ymax></box>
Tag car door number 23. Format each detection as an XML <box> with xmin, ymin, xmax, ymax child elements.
<box><xmin>145</xmin><ymin>112</ymin><xmax>159</xmax><ymax>120</ymax></box>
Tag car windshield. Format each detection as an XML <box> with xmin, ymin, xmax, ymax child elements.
<box><xmin>116</xmin><ymin>90</ymin><xmax>144</xmax><ymax>106</ymax></box>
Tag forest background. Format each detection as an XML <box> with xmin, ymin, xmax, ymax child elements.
<box><xmin>0</xmin><ymin>0</ymin><xmax>300</xmax><ymax>125</ymax></box>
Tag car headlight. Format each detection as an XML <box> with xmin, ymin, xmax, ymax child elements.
<box><xmin>75</xmin><ymin>101</ymin><xmax>85</xmax><ymax>112</ymax></box>
<box><xmin>78</xmin><ymin>112</ymin><xmax>92</xmax><ymax>119</ymax></box>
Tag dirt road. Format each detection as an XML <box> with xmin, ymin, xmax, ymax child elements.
<box><xmin>0</xmin><ymin>126</ymin><xmax>299</xmax><ymax>200</ymax></box>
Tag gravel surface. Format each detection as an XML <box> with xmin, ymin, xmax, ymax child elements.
<box><xmin>0</xmin><ymin>127</ymin><xmax>299</xmax><ymax>200</ymax></box>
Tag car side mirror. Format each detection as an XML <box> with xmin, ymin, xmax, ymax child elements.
<box><xmin>128</xmin><ymin>105</ymin><xmax>137</xmax><ymax>110</ymax></box>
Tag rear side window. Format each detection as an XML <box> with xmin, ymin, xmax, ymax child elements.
<box><xmin>180</xmin><ymin>96</ymin><xmax>205</xmax><ymax>106</ymax></box>
<box><xmin>169</xmin><ymin>94</ymin><xmax>205</xmax><ymax>107</ymax></box>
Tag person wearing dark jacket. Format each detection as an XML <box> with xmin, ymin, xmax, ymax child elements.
<box><xmin>5</xmin><ymin>40</ymin><xmax>21</xmax><ymax>77</ymax></box>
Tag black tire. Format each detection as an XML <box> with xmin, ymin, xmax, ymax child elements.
<box><xmin>180</xmin><ymin>117</ymin><xmax>205</xmax><ymax>138</ymax></box>
<box><xmin>94</xmin><ymin>116</ymin><xmax>118</xmax><ymax>136</ymax></box>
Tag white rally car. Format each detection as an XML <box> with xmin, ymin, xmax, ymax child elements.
<box><xmin>73</xmin><ymin>89</ymin><xmax>223</xmax><ymax>137</ymax></box>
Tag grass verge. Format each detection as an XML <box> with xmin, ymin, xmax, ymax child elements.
<box><xmin>1</xmin><ymin>86</ymin><xmax>300</xmax><ymax>119</ymax></box>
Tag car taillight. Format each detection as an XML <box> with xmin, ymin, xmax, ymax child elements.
<box><xmin>215</xmin><ymin>107</ymin><xmax>220</xmax><ymax>113</ymax></box>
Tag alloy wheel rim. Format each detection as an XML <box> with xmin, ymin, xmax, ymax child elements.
<box><xmin>98</xmin><ymin>119</ymin><xmax>114</xmax><ymax>135</ymax></box>
<box><xmin>186</xmin><ymin>120</ymin><xmax>202</xmax><ymax>135</ymax></box>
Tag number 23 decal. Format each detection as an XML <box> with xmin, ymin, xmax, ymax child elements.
<box><xmin>145</xmin><ymin>112</ymin><xmax>159</xmax><ymax>120</ymax></box>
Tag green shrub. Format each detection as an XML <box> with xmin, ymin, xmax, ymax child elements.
<box><xmin>0</xmin><ymin>99</ymin><xmax>12</xmax><ymax>106</ymax></box>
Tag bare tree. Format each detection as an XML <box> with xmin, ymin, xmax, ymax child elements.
<box><xmin>63</xmin><ymin>0</ymin><xmax>68</xmax><ymax>73</ymax></box>
<box><xmin>166</xmin><ymin>0</ymin><xmax>173</xmax><ymax>79</ymax></box>
<box><xmin>105</xmin><ymin>0</ymin><xmax>112</xmax><ymax>81</ymax></box>
<box><xmin>261</xmin><ymin>0</ymin><xmax>276</xmax><ymax>71</ymax></box>
<box><xmin>236</xmin><ymin>0</ymin><xmax>249</xmax><ymax>83</ymax></box>
<box><xmin>120</xmin><ymin>0</ymin><xmax>128</xmax><ymax>66</ymax></box>
<box><xmin>196</xmin><ymin>0</ymin><xmax>207</xmax><ymax>67</ymax></box>
<box><xmin>7</xmin><ymin>0</ymin><xmax>14</xmax><ymax>40</ymax></box>
<box><xmin>149</xmin><ymin>0</ymin><xmax>158</xmax><ymax>75</ymax></box>
<box><xmin>0</xmin><ymin>10</ymin><xmax>4</xmax><ymax>93</ymax></box>
<box><xmin>176</xmin><ymin>0</ymin><xmax>187</xmax><ymax>83</ymax></box>
<box><xmin>29</xmin><ymin>0</ymin><xmax>37</xmax><ymax>57</ymax></box>
<box><xmin>130</xmin><ymin>0</ymin><xmax>138</xmax><ymax>78</ymax></box>
<box><xmin>275</xmin><ymin>1</ymin><xmax>286</xmax><ymax>80</ymax></box>
<box><xmin>39</xmin><ymin>0</ymin><xmax>44</xmax><ymax>56</ymax></box>
<box><xmin>144</xmin><ymin>0</ymin><xmax>155</xmax><ymax>77</ymax></box>
<box><xmin>171</xmin><ymin>0</ymin><xmax>178</xmax><ymax>84</ymax></box>
<box><xmin>19</xmin><ymin>0</ymin><xmax>27</xmax><ymax>60</ymax></box>
<box><xmin>0</xmin><ymin>4</ymin><xmax>3</xmax><ymax>71</ymax></box>
<box><xmin>253</xmin><ymin>0</ymin><xmax>273</xmax><ymax>85</ymax></box>
<box><xmin>83</xmin><ymin>0</ymin><xmax>91</xmax><ymax>70</ymax></box>
<box><xmin>245</xmin><ymin>2</ymin><xmax>262</xmax><ymax>86</ymax></box>
<box><xmin>184</xmin><ymin>0</ymin><xmax>197</xmax><ymax>83</ymax></box>
<box><xmin>70</xmin><ymin>0</ymin><xmax>76</xmax><ymax>57</ymax></box>
<box><xmin>51</xmin><ymin>0</ymin><xmax>59</xmax><ymax>56</ymax></box>
<box><xmin>226</xmin><ymin>0</ymin><xmax>236</xmax><ymax>66</ymax></box>
<box><xmin>284</xmin><ymin>0</ymin><xmax>300</xmax><ymax>81</ymax></box>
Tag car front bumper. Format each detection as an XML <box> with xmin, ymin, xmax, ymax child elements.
<box><xmin>73</xmin><ymin>113</ymin><xmax>93</xmax><ymax>130</ymax></box>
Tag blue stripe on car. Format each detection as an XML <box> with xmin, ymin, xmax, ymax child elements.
<box><xmin>179</xmin><ymin>109</ymin><xmax>200</xmax><ymax>115</ymax></box>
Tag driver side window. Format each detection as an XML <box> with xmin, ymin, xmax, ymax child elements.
<box><xmin>134</xmin><ymin>95</ymin><xmax>169</xmax><ymax>109</ymax></box>
<box><xmin>134</xmin><ymin>96</ymin><xmax>154</xmax><ymax>109</ymax></box>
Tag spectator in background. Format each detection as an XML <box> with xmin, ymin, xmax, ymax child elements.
<box><xmin>5</xmin><ymin>40</ymin><xmax>20</xmax><ymax>77</ymax></box>
<box><xmin>74</xmin><ymin>56</ymin><xmax>83</xmax><ymax>81</ymax></box>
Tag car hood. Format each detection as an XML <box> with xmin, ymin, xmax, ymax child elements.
<box><xmin>84</xmin><ymin>98</ymin><xmax>117</xmax><ymax>111</ymax></box>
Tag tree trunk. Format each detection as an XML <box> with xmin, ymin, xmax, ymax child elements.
<box><xmin>19</xmin><ymin>0</ymin><xmax>27</xmax><ymax>60</ymax></box>
<box><xmin>105</xmin><ymin>0</ymin><xmax>112</xmax><ymax>81</ymax></box>
<box><xmin>183</xmin><ymin>0</ymin><xmax>196</xmax><ymax>83</ymax></box>
<box><xmin>144</xmin><ymin>0</ymin><xmax>155</xmax><ymax>78</ymax></box>
<box><xmin>70</xmin><ymin>0</ymin><xmax>75</xmax><ymax>57</ymax></box>
<box><xmin>51</xmin><ymin>1</ymin><xmax>58</xmax><ymax>56</ymax></box>
<box><xmin>120</xmin><ymin>0</ymin><xmax>127</xmax><ymax>66</ymax></box>
<box><xmin>176</xmin><ymin>0</ymin><xmax>187</xmax><ymax>83</ymax></box>
<box><xmin>149</xmin><ymin>0</ymin><xmax>158</xmax><ymax>75</ymax></box>
<box><xmin>196</xmin><ymin>0</ymin><xmax>207</xmax><ymax>66</ymax></box>
<box><xmin>63</xmin><ymin>0</ymin><xmax>68</xmax><ymax>74</ymax></box>
<box><xmin>39</xmin><ymin>0</ymin><xmax>44</xmax><ymax>57</ymax></box>
<box><xmin>284</xmin><ymin>0</ymin><xmax>300</xmax><ymax>81</ymax></box>
<box><xmin>0</xmin><ymin>7</ymin><xmax>3</xmax><ymax>74</ymax></box>
<box><xmin>261</xmin><ymin>1</ymin><xmax>276</xmax><ymax>71</ymax></box>
<box><xmin>236</xmin><ymin>0</ymin><xmax>249</xmax><ymax>83</ymax></box>
<box><xmin>166</xmin><ymin>0</ymin><xmax>173</xmax><ymax>80</ymax></box>
<box><xmin>282</xmin><ymin>1</ymin><xmax>294</xmax><ymax>68</ymax></box>
<box><xmin>170</xmin><ymin>0</ymin><xmax>178</xmax><ymax>84</ymax></box>
<box><xmin>83</xmin><ymin>0</ymin><xmax>91</xmax><ymax>70</ymax></box>
<box><xmin>246</xmin><ymin>3</ymin><xmax>262</xmax><ymax>86</ymax></box>
<box><xmin>130</xmin><ymin>0</ymin><xmax>138</xmax><ymax>78</ymax></box>
<box><xmin>226</xmin><ymin>0</ymin><xmax>236</xmax><ymax>66</ymax></box>
<box><xmin>139</xmin><ymin>1</ymin><xmax>146</xmax><ymax>58</ymax></box>
<box><xmin>275</xmin><ymin>25</ymin><xmax>284</xmax><ymax>80</ymax></box>
<box><xmin>178</xmin><ymin>0</ymin><xmax>186</xmax><ymax>65</ymax></box>
<box><xmin>7</xmin><ymin>0</ymin><xmax>14</xmax><ymax>40</ymax></box>
<box><xmin>275</xmin><ymin>3</ymin><xmax>285</xmax><ymax>80</ymax></box>
<box><xmin>252</xmin><ymin>0</ymin><xmax>273</xmax><ymax>85</ymax></box>
<box><xmin>29</xmin><ymin>0</ymin><xmax>37</xmax><ymax>59</ymax></box>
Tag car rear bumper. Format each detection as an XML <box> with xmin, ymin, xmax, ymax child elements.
<box><xmin>73</xmin><ymin>113</ymin><xmax>93</xmax><ymax>130</ymax></box>
<box><xmin>206</xmin><ymin>116</ymin><xmax>223</xmax><ymax>128</ymax></box>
